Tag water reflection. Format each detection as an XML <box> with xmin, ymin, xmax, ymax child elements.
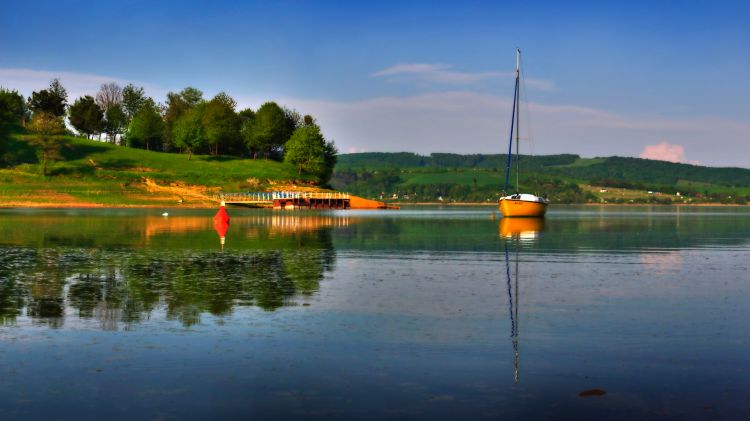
<box><xmin>500</xmin><ymin>218</ymin><xmax>545</xmax><ymax>384</ymax></box>
<box><xmin>499</xmin><ymin>217</ymin><xmax>545</xmax><ymax>241</ymax></box>
<box><xmin>0</xmin><ymin>214</ymin><xmax>344</xmax><ymax>328</ymax></box>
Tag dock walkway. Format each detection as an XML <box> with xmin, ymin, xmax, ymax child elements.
<box><xmin>220</xmin><ymin>191</ymin><xmax>350</xmax><ymax>209</ymax></box>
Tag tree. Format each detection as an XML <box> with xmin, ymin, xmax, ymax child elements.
<box><xmin>95</xmin><ymin>82</ymin><xmax>123</xmax><ymax>111</ymax></box>
<box><xmin>239</xmin><ymin>108</ymin><xmax>255</xmax><ymax>121</ymax></box>
<box><xmin>320</xmin><ymin>139</ymin><xmax>338</xmax><ymax>184</ymax></box>
<box><xmin>164</xmin><ymin>87</ymin><xmax>204</xmax><ymax>151</ymax></box>
<box><xmin>103</xmin><ymin>104</ymin><xmax>127</xmax><ymax>144</ymax></box>
<box><xmin>68</xmin><ymin>96</ymin><xmax>103</xmax><ymax>139</ymax></box>
<box><xmin>284</xmin><ymin>107</ymin><xmax>302</xmax><ymax>133</ymax></box>
<box><xmin>243</xmin><ymin>102</ymin><xmax>290</xmax><ymax>159</ymax></box>
<box><xmin>179</xmin><ymin>87</ymin><xmax>203</xmax><ymax>107</ymax></box>
<box><xmin>202</xmin><ymin>92</ymin><xmax>240</xmax><ymax>155</ymax></box>
<box><xmin>173</xmin><ymin>108</ymin><xmax>205</xmax><ymax>160</ymax></box>
<box><xmin>126</xmin><ymin>98</ymin><xmax>164</xmax><ymax>150</ymax></box>
<box><xmin>284</xmin><ymin>124</ymin><xmax>327</xmax><ymax>177</ymax></box>
<box><xmin>28</xmin><ymin>79</ymin><xmax>68</xmax><ymax>117</ymax></box>
<box><xmin>27</xmin><ymin>112</ymin><xmax>66</xmax><ymax>176</ymax></box>
<box><xmin>122</xmin><ymin>84</ymin><xmax>146</xmax><ymax>122</ymax></box>
<box><xmin>0</xmin><ymin>88</ymin><xmax>28</xmax><ymax>125</ymax></box>
<box><xmin>303</xmin><ymin>114</ymin><xmax>316</xmax><ymax>127</ymax></box>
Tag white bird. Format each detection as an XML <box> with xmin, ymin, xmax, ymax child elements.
<box><xmin>162</xmin><ymin>212</ymin><xmax>169</xmax><ymax>217</ymax></box>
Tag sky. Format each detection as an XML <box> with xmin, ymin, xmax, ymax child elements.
<box><xmin>1</xmin><ymin>0</ymin><xmax>749</xmax><ymax>167</ymax></box>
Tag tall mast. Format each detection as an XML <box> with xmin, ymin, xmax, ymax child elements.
<box><xmin>503</xmin><ymin>49</ymin><xmax>520</xmax><ymax>194</ymax></box>
<box><xmin>515</xmin><ymin>48</ymin><xmax>521</xmax><ymax>194</ymax></box>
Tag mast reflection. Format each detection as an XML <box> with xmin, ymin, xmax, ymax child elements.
<box><xmin>500</xmin><ymin>217</ymin><xmax>545</xmax><ymax>384</ymax></box>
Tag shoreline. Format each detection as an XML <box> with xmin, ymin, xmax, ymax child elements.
<box><xmin>396</xmin><ymin>202</ymin><xmax>749</xmax><ymax>207</ymax></box>
<box><xmin>1</xmin><ymin>201</ymin><xmax>748</xmax><ymax>209</ymax></box>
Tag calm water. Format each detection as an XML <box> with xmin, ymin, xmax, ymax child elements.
<box><xmin>0</xmin><ymin>206</ymin><xmax>748</xmax><ymax>419</ymax></box>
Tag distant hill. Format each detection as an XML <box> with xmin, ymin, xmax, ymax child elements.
<box><xmin>333</xmin><ymin>152</ymin><xmax>750</xmax><ymax>204</ymax></box>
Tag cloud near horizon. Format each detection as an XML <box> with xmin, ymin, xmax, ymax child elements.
<box><xmin>0</xmin><ymin>68</ymin><xmax>164</xmax><ymax>103</ymax></box>
<box><xmin>372</xmin><ymin>63</ymin><xmax>555</xmax><ymax>91</ymax></box>
<box><xmin>639</xmin><ymin>142</ymin><xmax>687</xmax><ymax>163</ymax></box>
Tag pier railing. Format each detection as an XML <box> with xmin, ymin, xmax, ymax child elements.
<box><xmin>218</xmin><ymin>191</ymin><xmax>350</xmax><ymax>204</ymax></box>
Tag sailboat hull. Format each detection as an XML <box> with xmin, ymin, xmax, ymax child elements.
<box><xmin>499</xmin><ymin>197</ymin><xmax>548</xmax><ymax>217</ymax></box>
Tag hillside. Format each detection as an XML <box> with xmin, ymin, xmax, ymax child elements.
<box><xmin>0</xmin><ymin>130</ymin><xmax>312</xmax><ymax>207</ymax></box>
<box><xmin>332</xmin><ymin>152</ymin><xmax>750</xmax><ymax>204</ymax></box>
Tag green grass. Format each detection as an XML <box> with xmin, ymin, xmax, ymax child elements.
<box><xmin>675</xmin><ymin>179</ymin><xmax>750</xmax><ymax>195</ymax></box>
<box><xmin>0</xmin><ymin>133</ymin><xmax>312</xmax><ymax>206</ymax></box>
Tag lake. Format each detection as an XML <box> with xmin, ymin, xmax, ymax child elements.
<box><xmin>1</xmin><ymin>206</ymin><xmax>748</xmax><ymax>419</ymax></box>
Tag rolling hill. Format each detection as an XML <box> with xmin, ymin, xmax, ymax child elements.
<box><xmin>332</xmin><ymin>152</ymin><xmax>750</xmax><ymax>204</ymax></box>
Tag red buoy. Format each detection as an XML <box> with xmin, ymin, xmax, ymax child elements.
<box><xmin>214</xmin><ymin>200</ymin><xmax>230</xmax><ymax>249</ymax></box>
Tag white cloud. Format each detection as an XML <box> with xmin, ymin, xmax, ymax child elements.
<box><xmin>639</xmin><ymin>142</ymin><xmax>686</xmax><ymax>163</ymax></box>
<box><xmin>0</xmin><ymin>68</ymin><xmax>165</xmax><ymax>102</ymax></box>
<box><xmin>371</xmin><ymin>63</ymin><xmax>555</xmax><ymax>91</ymax></box>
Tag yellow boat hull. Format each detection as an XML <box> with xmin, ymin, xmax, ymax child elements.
<box><xmin>499</xmin><ymin>198</ymin><xmax>548</xmax><ymax>217</ymax></box>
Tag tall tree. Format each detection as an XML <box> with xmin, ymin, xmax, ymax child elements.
<box><xmin>0</xmin><ymin>88</ymin><xmax>27</xmax><ymax>125</ymax></box>
<box><xmin>243</xmin><ymin>102</ymin><xmax>290</xmax><ymax>160</ymax></box>
<box><xmin>163</xmin><ymin>87</ymin><xmax>204</xmax><ymax>151</ymax></box>
<box><xmin>0</xmin><ymin>88</ymin><xmax>27</xmax><ymax>162</ymax></box>
<box><xmin>126</xmin><ymin>98</ymin><xmax>164</xmax><ymax>151</ymax></box>
<box><xmin>121</xmin><ymin>84</ymin><xmax>146</xmax><ymax>122</ymax></box>
<box><xmin>68</xmin><ymin>96</ymin><xmax>103</xmax><ymax>139</ymax></box>
<box><xmin>95</xmin><ymin>82</ymin><xmax>123</xmax><ymax>111</ymax></box>
<box><xmin>202</xmin><ymin>92</ymin><xmax>240</xmax><ymax>155</ymax></box>
<box><xmin>103</xmin><ymin>104</ymin><xmax>127</xmax><ymax>144</ymax></box>
<box><xmin>284</xmin><ymin>107</ymin><xmax>302</xmax><ymax>133</ymax></box>
<box><xmin>284</xmin><ymin>124</ymin><xmax>332</xmax><ymax>179</ymax></box>
<box><xmin>27</xmin><ymin>112</ymin><xmax>66</xmax><ymax>176</ymax></box>
<box><xmin>320</xmin><ymin>139</ymin><xmax>338</xmax><ymax>184</ymax></box>
<box><xmin>28</xmin><ymin>79</ymin><xmax>68</xmax><ymax>117</ymax></box>
<box><xmin>173</xmin><ymin>107</ymin><xmax>205</xmax><ymax>160</ymax></box>
<box><xmin>179</xmin><ymin>87</ymin><xmax>203</xmax><ymax>107</ymax></box>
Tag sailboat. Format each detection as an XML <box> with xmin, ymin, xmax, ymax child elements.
<box><xmin>499</xmin><ymin>48</ymin><xmax>549</xmax><ymax>217</ymax></box>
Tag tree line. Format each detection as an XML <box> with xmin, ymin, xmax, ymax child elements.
<box><xmin>0</xmin><ymin>79</ymin><xmax>337</xmax><ymax>182</ymax></box>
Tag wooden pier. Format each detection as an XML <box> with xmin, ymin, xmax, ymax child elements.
<box><xmin>220</xmin><ymin>191</ymin><xmax>350</xmax><ymax>209</ymax></box>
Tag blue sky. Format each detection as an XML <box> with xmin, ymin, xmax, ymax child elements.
<box><xmin>1</xmin><ymin>0</ymin><xmax>749</xmax><ymax>166</ymax></box>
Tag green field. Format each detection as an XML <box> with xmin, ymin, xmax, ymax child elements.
<box><xmin>0</xmin><ymin>132</ymin><xmax>311</xmax><ymax>206</ymax></box>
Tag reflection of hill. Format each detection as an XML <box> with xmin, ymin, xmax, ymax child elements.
<box><xmin>334</xmin><ymin>211</ymin><xmax>750</xmax><ymax>253</ymax></box>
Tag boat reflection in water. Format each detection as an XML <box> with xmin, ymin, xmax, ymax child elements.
<box><xmin>499</xmin><ymin>217</ymin><xmax>545</xmax><ymax>241</ymax></box>
<box><xmin>500</xmin><ymin>217</ymin><xmax>544</xmax><ymax>383</ymax></box>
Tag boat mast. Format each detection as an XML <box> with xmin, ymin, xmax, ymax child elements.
<box><xmin>515</xmin><ymin>48</ymin><xmax>521</xmax><ymax>194</ymax></box>
<box><xmin>503</xmin><ymin>49</ymin><xmax>520</xmax><ymax>194</ymax></box>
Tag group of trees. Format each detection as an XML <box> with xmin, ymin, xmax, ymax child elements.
<box><xmin>0</xmin><ymin>79</ymin><xmax>337</xmax><ymax>182</ymax></box>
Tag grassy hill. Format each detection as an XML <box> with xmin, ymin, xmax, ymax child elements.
<box><xmin>0</xmin><ymin>130</ymin><xmax>311</xmax><ymax>206</ymax></box>
<box><xmin>332</xmin><ymin>152</ymin><xmax>750</xmax><ymax>204</ymax></box>
<box><xmin>3</xmin><ymin>129</ymin><xmax>749</xmax><ymax>206</ymax></box>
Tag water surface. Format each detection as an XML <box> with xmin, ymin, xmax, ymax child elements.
<box><xmin>1</xmin><ymin>206</ymin><xmax>748</xmax><ymax>419</ymax></box>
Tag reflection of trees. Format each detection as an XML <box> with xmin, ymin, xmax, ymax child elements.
<box><xmin>0</xmin><ymin>228</ymin><xmax>335</xmax><ymax>329</ymax></box>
